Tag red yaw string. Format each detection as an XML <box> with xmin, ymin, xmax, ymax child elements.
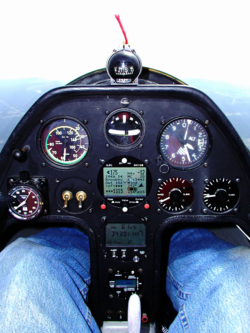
<box><xmin>115</xmin><ymin>15</ymin><xmax>128</xmax><ymax>44</ymax></box>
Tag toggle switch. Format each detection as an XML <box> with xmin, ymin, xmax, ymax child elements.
<box><xmin>76</xmin><ymin>191</ymin><xmax>87</xmax><ymax>209</ymax></box>
<box><xmin>62</xmin><ymin>190</ymin><xmax>73</xmax><ymax>208</ymax></box>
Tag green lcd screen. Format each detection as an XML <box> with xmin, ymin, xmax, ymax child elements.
<box><xmin>105</xmin><ymin>223</ymin><xmax>146</xmax><ymax>247</ymax></box>
<box><xmin>103</xmin><ymin>167</ymin><xmax>146</xmax><ymax>197</ymax></box>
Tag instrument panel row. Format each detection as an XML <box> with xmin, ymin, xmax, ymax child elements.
<box><xmin>5</xmin><ymin>91</ymin><xmax>245</xmax><ymax>222</ymax></box>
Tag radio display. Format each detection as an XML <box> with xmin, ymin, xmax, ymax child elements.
<box><xmin>115</xmin><ymin>279</ymin><xmax>136</xmax><ymax>288</ymax></box>
<box><xmin>103</xmin><ymin>167</ymin><xmax>146</xmax><ymax>197</ymax></box>
<box><xmin>105</xmin><ymin>223</ymin><xmax>146</xmax><ymax>247</ymax></box>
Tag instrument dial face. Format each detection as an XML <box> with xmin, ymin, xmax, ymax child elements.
<box><xmin>203</xmin><ymin>178</ymin><xmax>239</xmax><ymax>213</ymax></box>
<box><xmin>104</xmin><ymin>109</ymin><xmax>145</xmax><ymax>150</ymax></box>
<box><xmin>8</xmin><ymin>185</ymin><xmax>44</xmax><ymax>220</ymax></box>
<box><xmin>40</xmin><ymin>118</ymin><xmax>90</xmax><ymax>166</ymax></box>
<box><xmin>157</xmin><ymin>177</ymin><xmax>194</xmax><ymax>212</ymax></box>
<box><xmin>159</xmin><ymin>118</ymin><xmax>210</xmax><ymax>169</ymax></box>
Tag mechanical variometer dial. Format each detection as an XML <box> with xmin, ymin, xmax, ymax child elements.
<box><xmin>159</xmin><ymin>118</ymin><xmax>210</xmax><ymax>169</ymax></box>
<box><xmin>8</xmin><ymin>185</ymin><xmax>44</xmax><ymax>220</ymax></box>
<box><xmin>40</xmin><ymin>117</ymin><xmax>90</xmax><ymax>167</ymax></box>
<box><xmin>203</xmin><ymin>178</ymin><xmax>239</xmax><ymax>213</ymax></box>
<box><xmin>157</xmin><ymin>177</ymin><xmax>194</xmax><ymax>212</ymax></box>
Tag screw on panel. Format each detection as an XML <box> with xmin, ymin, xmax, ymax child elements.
<box><xmin>203</xmin><ymin>208</ymin><xmax>208</xmax><ymax>214</ymax></box>
<box><xmin>157</xmin><ymin>208</ymin><xmax>161</xmax><ymax>213</ymax></box>
<box><xmin>106</xmin><ymin>110</ymin><xmax>110</xmax><ymax>115</ymax></box>
<box><xmin>204</xmin><ymin>179</ymin><xmax>209</xmax><ymax>184</ymax></box>
<box><xmin>89</xmin><ymin>208</ymin><xmax>93</xmax><ymax>213</ymax></box>
<box><xmin>101</xmin><ymin>216</ymin><xmax>107</xmax><ymax>223</ymax></box>
<box><xmin>234</xmin><ymin>208</ymin><xmax>238</xmax><ymax>213</ymax></box>
<box><xmin>190</xmin><ymin>179</ymin><xmax>195</xmax><ymax>184</ymax></box>
<box><xmin>139</xmin><ymin>144</ymin><xmax>143</xmax><ymax>149</ymax></box>
<box><xmin>139</xmin><ymin>111</ymin><xmax>144</xmax><ymax>115</ymax></box>
<box><xmin>188</xmin><ymin>208</ymin><xmax>193</xmax><ymax>213</ymax></box>
<box><xmin>161</xmin><ymin>120</ymin><xmax>166</xmax><ymax>125</ymax></box>
<box><xmin>39</xmin><ymin>120</ymin><xmax>44</xmax><ymax>124</ymax></box>
<box><xmin>43</xmin><ymin>209</ymin><xmax>48</xmax><ymax>215</ymax></box>
<box><xmin>9</xmin><ymin>179</ymin><xmax>14</xmax><ymax>185</ymax></box>
<box><xmin>100</xmin><ymin>159</ymin><xmax>105</xmax><ymax>164</ymax></box>
<box><xmin>42</xmin><ymin>163</ymin><xmax>46</xmax><ymax>167</ymax></box>
<box><xmin>57</xmin><ymin>209</ymin><xmax>61</xmax><ymax>213</ymax></box>
<box><xmin>55</xmin><ymin>179</ymin><xmax>60</xmax><ymax>183</ymax></box>
<box><xmin>87</xmin><ymin>179</ymin><xmax>92</xmax><ymax>184</ymax></box>
<box><xmin>85</xmin><ymin>163</ymin><xmax>89</xmax><ymax>168</ymax></box>
<box><xmin>158</xmin><ymin>178</ymin><xmax>162</xmax><ymax>184</ymax></box>
<box><xmin>120</xmin><ymin>98</ymin><xmax>129</xmax><ymax>105</ymax></box>
<box><xmin>205</xmin><ymin>120</ymin><xmax>210</xmax><ymax>125</ymax></box>
<box><xmin>83</xmin><ymin>120</ymin><xmax>88</xmax><ymax>124</ymax></box>
<box><xmin>203</xmin><ymin>163</ymin><xmax>208</xmax><ymax>168</ymax></box>
<box><xmin>236</xmin><ymin>178</ymin><xmax>241</xmax><ymax>183</ymax></box>
<box><xmin>106</xmin><ymin>144</ymin><xmax>110</xmax><ymax>148</ymax></box>
<box><xmin>144</xmin><ymin>159</ymin><xmax>149</xmax><ymax>165</ymax></box>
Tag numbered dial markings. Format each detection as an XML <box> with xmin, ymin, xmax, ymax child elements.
<box><xmin>8</xmin><ymin>185</ymin><xmax>44</xmax><ymax>220</ymax></box>
<box><xmin>159</xmin><ymin>118</ymin><xmax>210</xmax><ymax>168</ymax></box>
<box><xmin>203</xmin><ymin>178</ymin><xmax>239</xmax><ymax>213</ymax></box>
<box><xmin>157</xmin><ymin>177</ymin><xmax>194</xmax><ymax>212</ymax></box>
<box><xmin>41</xmin><ymin>118</ymin><xmax>90</xmax><ymax>166</ymax></box>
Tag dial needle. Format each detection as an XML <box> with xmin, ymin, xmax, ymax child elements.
<box><xmin>184</xmin><ymin>122</ymin><xmax>190</xmax><ymax>140</ymax></box>
<box><xmin>184</xmin><ymin>144</ymin><xmax>191</xmax><ymax>162</ymax></box>
<box><xmin>15</xmin><ymin>191</ymin><xmax>31</xmax><ymax>209</ymax></box>
<box><xmin>159</xmin><ymin>197</ymin><xmax>170</xmax><ymax>203</ymax></box>
<box><xmin>203</xmin><ymin>194</ymin><xmax>216</xmax><ymax>198</ymax></box>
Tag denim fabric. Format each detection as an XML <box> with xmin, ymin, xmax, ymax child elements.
<box><xmin>0</xmin><ymin>227</ymin><xmax>250</xmax><ymax>332</ymax></box>
<box><xmin>167</xmin><ymin>228</ymin><xmax>250</xmax><ymax>332</ymax></box>
<box><xmin>0</xmin><ymin>227</ymin><xmax>100</xmax><ymax>333</ymax></box>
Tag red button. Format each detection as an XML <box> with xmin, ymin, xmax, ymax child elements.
<box><xmin>141</xmin><ymin>314</ymin><xmax>148</xmax><ymax>323</ymax></box>
<box><xmin>100</xmin><ymin>203</ymin><xmax>106</xmax><ymax>210</ymax></box>
<box><xmin>144</xmin><ymin>203</ymin><xmax>150</xmax><ymax>209</ymax></box>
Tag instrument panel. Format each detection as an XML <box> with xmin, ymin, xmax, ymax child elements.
<box><xmin>1</xmin><ymin>85</ymin><xmax>250</xmax><ymax>325</ymax></box>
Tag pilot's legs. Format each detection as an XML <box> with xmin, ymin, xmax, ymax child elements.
<box><xmin>1</xmin><ymin>227</ymin><xmax>250</xmax><ymax>332</ymax></box>
<box><xmin>0</xmin><ymin>227</ymin><xmax>100</xmax><ymax>333</ymax></box>
<box><xmin>167</xmin><ymin>228</ymin><xmax>250</xmax><ymax>333</ymax></box>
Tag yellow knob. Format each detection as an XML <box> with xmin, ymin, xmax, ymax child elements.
<box><xmin>62</xmin><ymin>190</ymin><xmax>73</xmax><ymax>208</ymax></box>
<box><xmin>76</xmin><ymin>191</ymin><xmax>87</xmax><ymax>209</ymax></box>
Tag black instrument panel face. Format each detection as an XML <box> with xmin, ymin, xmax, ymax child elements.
<box><xmin>1</xmin><ymin>86</ymin><xmax>250</xmax><ymax>325</ymax></box>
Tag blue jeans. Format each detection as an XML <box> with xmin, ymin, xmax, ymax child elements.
<box><xmin>0</xmin><ymin>227</ymin><xmax>250</xmax><ymax>332</ymax></box>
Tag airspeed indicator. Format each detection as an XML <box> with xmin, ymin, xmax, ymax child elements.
<box><xmin>40</xmin><ymin>117</ymin><xmax>90</xmax><ymax>167</ymax></box>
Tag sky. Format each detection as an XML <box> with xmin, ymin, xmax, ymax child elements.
<box><xmin>1</xmin><ymin>0</ymin><xmax>250</xmax><ymax>86</ymax></box>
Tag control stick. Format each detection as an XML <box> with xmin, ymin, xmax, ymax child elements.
<box><xmin>127</xmin><ymin>294</ymin><xmax>141</xmax><ymax>333</ymax></box>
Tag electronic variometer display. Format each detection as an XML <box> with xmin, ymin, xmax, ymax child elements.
<box><xmin>105</xmin><ymin>223</ymin><xmax>146</xmax><ymax>246</ymax></box>
<box><xmin>97</xmin><ymin>156</ymin><xmax>152</xmax><ymax>209</ymax></box>
<box><xmin>103</xmin><ymin>167</ymin><xmax>146</xmax><ymax>197</ymax></box>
